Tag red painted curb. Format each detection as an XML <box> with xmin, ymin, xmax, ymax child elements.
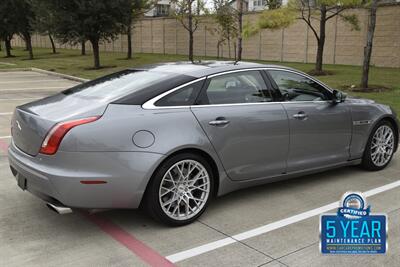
<box><xmin>0</xmin><ymin>140</ymin><xmax>8</xmax><ymax>153</ymax></box>
<box><xmin>82</xmin><ymin>212</ymin><xmax>176</xmax><ymax>267</ymax></box>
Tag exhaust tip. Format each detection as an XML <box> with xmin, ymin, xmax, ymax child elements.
<box><xmin>46</xmin><ymin>202</ymin><xmax>73</xmax><ymax>215</ymax></box>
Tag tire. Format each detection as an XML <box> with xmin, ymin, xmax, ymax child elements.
<box><xmin>361</xmin><ymin>120</ymin><xmax>396</xmax><ymax>171</ymax></box>
<box><xmin>144</xmin><ymin>153</ymin><xmax>214</xmax><ymax>226</ymax></box>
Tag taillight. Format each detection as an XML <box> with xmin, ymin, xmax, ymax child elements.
<box><xmin>39</xmin><ymin>116</ymin><xmax>100</xmax><ymax>155</ymax></box>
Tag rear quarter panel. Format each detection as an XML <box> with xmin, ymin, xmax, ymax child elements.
<box><xmin>59</xmin><ymin>104</ymin><xmax>227</xmax><ymax>193</ymax></box>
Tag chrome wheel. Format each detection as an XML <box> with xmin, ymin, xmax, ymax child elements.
<box><xmin>371</xmin><ymin>125</ymin><xmax>394</xmax><ymax>167</ymax></box>
<box><xmin>159</xmin><ymin>159</ymin><xmax>210</xmax><ymax>221</ymax></box>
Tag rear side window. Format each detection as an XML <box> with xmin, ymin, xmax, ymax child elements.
<box><xmin>63</xmin><ymin>70</ymin><xmax>170</xmax><ymax>102</ymax></box>
<box><xmin>199</xmin><ymin>71</ymin><xmax>272</xmax><ymax>105</ymax></box>
<box><xmin>155</xmin><ymin>80</ymin><xmax>205</xmax><ymax>106</ymax></box>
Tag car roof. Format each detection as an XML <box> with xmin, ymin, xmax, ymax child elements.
<box><xmin>130</xmin><ymin>61</ymin><xmax>296</xmax><ymax>78</ymax></box>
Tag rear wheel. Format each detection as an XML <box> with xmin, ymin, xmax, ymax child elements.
<box><xmin>361</xmin><ymin>120</ymin><xmax>396</xmax><ymax>171</ymax></box>
<box><xmin>144</xmin><ymin>153</ymin><xmax>214</xmax><ymax>226</ymax></box>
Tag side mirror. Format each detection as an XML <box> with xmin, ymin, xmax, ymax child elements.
<box><xmin>332</xmin><ymin>89</ymin><xmax>346</xmax><ymax>104</ymax></box>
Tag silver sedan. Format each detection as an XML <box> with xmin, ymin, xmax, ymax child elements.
<box><xmin>8</xmin><ymin>61</ymin><xmax>399</xmax><ymax>226</ymax></box>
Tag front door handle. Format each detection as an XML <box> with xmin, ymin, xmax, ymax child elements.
<box><xmin>209</xmin><ymin>117</ymin><xmax>230</xmax><ymax>126</ymax></box>
<box><xmin>293</xmin><ymin>112</ymin><xmax>308</xmax><ymax>120</ymax></box>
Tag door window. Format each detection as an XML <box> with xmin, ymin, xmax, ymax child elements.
<box><xmin>268</xmin><ymin>70</ymin><xmax>331</xmax><ymax>102</ymax></box>
<box><xmin>200</xmin><ymin>71</ymin><xmax>272</xmax><ymax>105</ymax></box>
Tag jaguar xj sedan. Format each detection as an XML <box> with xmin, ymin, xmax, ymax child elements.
<box><xmin>8</xmin><ymin>61</ymin><xmax>398</xmax><ymax>225</ymax></box>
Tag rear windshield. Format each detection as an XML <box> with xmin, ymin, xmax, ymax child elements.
<box><xmin>62</xmin><ymin>70</ymin><xmax>171</xmax><ymax>102</ymax></box>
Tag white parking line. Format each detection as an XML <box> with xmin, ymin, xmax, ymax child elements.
<box><xmin>0</xmin><ymin>80</ymin><xmax>63</xmax><ymax>84</ymax></box>
<box><xmin>166</xmin><ymin>179</ymin><xmax>400</xmax><ymax>263</ymax></box>
<box><xmin>0</xmin><ymin>136</ymin><xmax>11</xmax><ymax>139</ymax></box>
<box><xmin>0</xmin><ymin>86</ymin><xmax>68</xmax><ymax>92</ymax></box>
<box><xmin>0</xmin><ymin>112</ymin><xmax>13</xmax><ymax>116</ymax></box>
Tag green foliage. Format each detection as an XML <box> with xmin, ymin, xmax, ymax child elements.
<box><xmin>171</xmin><ymin>0</ymin><xmax>207</xmax><ymax>24</ymax></box>
<box><xmin>265</xmin><ymin>0</ymin><xmax>282</xmax><ymax>9</ymax></box>
<box><xmin>31</xmin><ymin>0</ymin><xmax>57</xmax><ymax>35</ymax></box>
<box><xmin>341</xmin><ymin>14</ymin><xmax>361</xmax><ymax>30</ymax></box>
<box><xmin>244</xmin><ymin>8</ymin><xmax>296</xmax><ymax>38</ymax></box>
<box><xmin>47</xmin><ymin>0</ymin><xmax>129</xmax><ymax>44</ymax></box>
<box><xmin>242</xmin><ymin>21</ymin><xmax>259</xmax><ymax>38</ymax></box>
<box><xmin>211</xmin><ymin>0</ymin><xmax>238</xmax><ymax>46</ymax></box>
<box><xmin>0</xmin><ymin>0</ymin><xmax>18</xmax><ymax>40</ymax></box>
<box><xmin>258</xmin><ymin>8</ymin><xmax>297</xmax><ymax>30</ymax></box>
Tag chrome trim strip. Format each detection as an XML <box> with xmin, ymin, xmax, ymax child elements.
<box><xmin>353</xmin><ymin>120</ymin><xmax>372</xmax><ymax>126</ymax></box>
<box><xmin>142</xmin><ymin>67</ymin><xmax>333</xmax><ymax>110</ymax></box>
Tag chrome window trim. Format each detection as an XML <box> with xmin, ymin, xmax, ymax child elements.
<box><xmin>141</xmin><ymin>67</ymin><xmax>333</xmax><ymax>110</ymax></box>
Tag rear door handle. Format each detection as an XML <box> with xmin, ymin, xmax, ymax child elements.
<box><xmin>293</xmin><ymin>112</ymin><xmax>308</xmax><ymax>120</ymax></box>
<box><xmin>209</xmin><ymin>117</ymin><xmax>230</xmax><ymax>126</ymax></box>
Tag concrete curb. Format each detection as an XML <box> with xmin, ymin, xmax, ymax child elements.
<box><xmin>0</xmin><ymin>68</ymin><xmax>33</xmax><ymax>72</ymax></box>
<box><xmin>31</xmin><ymin>68</ymin><xmax>89</xmax><ymax>82</ymax></box>
<box><xmin>0</xmin><ymin>67</ymin><xmax>89</xmax><ymax>83</ymax></box>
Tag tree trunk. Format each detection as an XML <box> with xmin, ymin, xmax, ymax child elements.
<box><xmin>5</xmin><ymin>37</ymin><xmax>12</xmax><ymax>57</ymax></box>
<box><xmin>0</xmin><ymin>42</ymin><xmax>2</xmax><ymax>51</ymax></box>
<box><xmin>127</xmin><ymin>19</ymin><xmax>133</xmax><ymax>59</ymax></box>
<box><xmin>361</xmin><ymin>0</ymin><xmax>378</xmax><ymax>89</ymax></box>
<box><xmin>315</xmin><ymin>6</ymin><xmax>327</xmax><ymax>72</ymax></box>
<box><xmin>228</xmin><ymin>37</ymin><xmax>231</xmax><ymax>59</ymax></box>
<box><xmin>24</xmin><ymin>33</ymin><xmax>34</xmax><ymax>60</ymax></box>
<box><xmin>237</xmin><ymin>0</ymin><xmax>243</xmax><ymax>61</ymax></box>
<box><xmin>91</xmin><ymin>40</ymin><xmax>100</xmax><ymax>69</ymax></box>
<box><xmin>81</xmin><ymin>40</ymin><xmax>86</xmax><ymax>55</ymax></box>
<box><xmin>217</xmin><ymin>42</ymin><xmax>220</xmax><ymax>59</ymax></box>
<box><xmin>188</xmin><ymin>5</ymin><xmax>194</xmax><ymax>62</ymax></box>
<box><xmin>48</xmin><ymin>33</ymin><xmax>57</xmax><ymax>54</ymax></box>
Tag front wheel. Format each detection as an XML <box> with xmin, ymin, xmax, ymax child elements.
<box><xmin>361</xmin><ymin>120</ymin><xmax>396</xmax><ymax>171</ymax></box>
<box><xmin>144</xmin><ymin>153</ymin><xmax>214</xmax><ymax>226</ymax></box>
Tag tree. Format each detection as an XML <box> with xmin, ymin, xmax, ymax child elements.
<box><xmin>124</xmin><ymin>0</ymin><xmax>153</xmax><ymax>59</ymax></box>
<box><xmin>47</xmin><ymin>0</ymin><xmax>129</xmax><ymax>69</ymax></box>
<box><xmin>0</xmin><ymin>0</ymin><xmax>17</xmax><ymax>57</ymax></box>
<box><xmin>361</xmin><ymin>0</ymin><xmax>379</xmax><ymax>89</ymax></box>
<box><xmin>32</xmin><ymin>0</ymin><xmax>58</xmax><ymax>54</ymax></box>
<box><xmin>14</xmin><ymin>0</ymin><xmax>36</xmax><ymax>60</ymax></box>
<box><xmin>171</xmin><ymin>0</ymin><xmax>206</xmax><ymax>62</ymax></box>
<box><xmin>236</xmin><ymin>0</ymin><xmax>244</xmax><ymax>61</ymax></box>
<box><xmin>266</xmin><ymin>0</ymin><xmax>282</xmax><ymax>9</ymax></box>
<box><xmin>289</xmin><ymin>0</ymin><xmax>362</xmax><ymax>74</ymax></box>
<box><xmin>211</xmin><ymin>0</ymin><xmax>238</xmax><ymax>59</ymax></box>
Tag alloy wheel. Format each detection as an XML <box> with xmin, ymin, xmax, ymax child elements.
<box><xmin>159</xmin><ymin>159</ymin><xmax>210</xmax><ymax>221</ymax></box>
<box><xmin>370</xmin><ymin>125</ymin><xmax>394</xmax><ymax>167</ymax></box>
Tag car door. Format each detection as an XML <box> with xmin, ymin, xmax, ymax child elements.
<box><xmin>191</xmin><ymin>70</ymin><xmax>289</xmax><ymax>181</ymax></box>
<box><xmin>267</xmin><ymin>69</ymin><xmax>352</xmax><ymax>173</ymax></box>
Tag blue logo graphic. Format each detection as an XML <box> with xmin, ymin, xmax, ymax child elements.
<box><xmin>320</xmin><ymin>192</ymin><xmax>387</xmax><ymax>254</ymax></box>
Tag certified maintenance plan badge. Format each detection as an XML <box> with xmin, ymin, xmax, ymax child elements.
<box><xmin>320</xmin><ymin>192</ymin><xmax>387</xmax><ymax>254</ymax></box>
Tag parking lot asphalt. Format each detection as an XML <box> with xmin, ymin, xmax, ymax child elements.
<box><xmin>0</xmin><ymin>70</ymin><xmax>399</xmax><ymax>267</ymax></box>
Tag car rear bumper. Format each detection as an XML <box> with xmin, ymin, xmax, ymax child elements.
<box><xmin>8</xmin><ymin>140</ymin><xmax>164</xmax><ymax>209</ymax></box>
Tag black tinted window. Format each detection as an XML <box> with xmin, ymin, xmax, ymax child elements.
<box><xmin>155</xmin><ymin>80</ymin><xmax>204</xmax><ymax>106</ymax></box>
<box><xmin>63</xmin><ymin>70</ymin><xmax>171</xmax><ymax>102</ymax></box>
<box><xmin>268</xmin><ymin>70</ymin><xmax>330</xmax><ymax>101</ymax></box>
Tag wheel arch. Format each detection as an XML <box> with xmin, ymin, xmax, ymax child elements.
<box><xmin>141</xmin><ymin>147</ymin><xmax>221</xmax><ymax>207</ymax></box>
<box><xmin>380</xmin><ymin>116</ymin><xmax>399</xmax><ymax>152</ymax></box>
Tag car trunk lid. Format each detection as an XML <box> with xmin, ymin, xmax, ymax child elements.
<box><xmin>12</xmin><ymin>93</ymin><xmax>108</xmax><ymax>156</ymax></box>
